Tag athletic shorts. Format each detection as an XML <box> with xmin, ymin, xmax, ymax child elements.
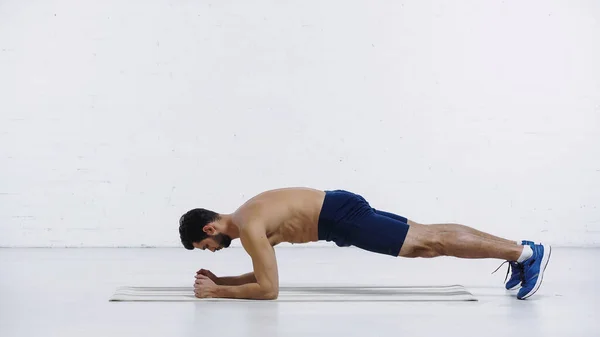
<box><xmin>317</xmin><ymin>189</ymin><xmax>410</xmax><ymax>256</ymax></box>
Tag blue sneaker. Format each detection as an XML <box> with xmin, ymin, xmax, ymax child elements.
<box><xmin>517</xmin><ymin>243</ymin><xmax>552</xmax><ymax>300</ymax></box>
<box><xmin>504</xmin><ymin>261</ymin><xmax>523</xmax><ymax>290</ymax></box>
<box><xmin>495</xmin><ymin>241</ymin><xmax>535</xmax><ymax>290</ymax></box>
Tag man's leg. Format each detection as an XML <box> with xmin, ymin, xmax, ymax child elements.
<box><xmin>398</xmin><ymin>221</ymin><xmax>524</xmax><ymax>260</ymax></box>
<box><xmin>397</xmin><ymin>221</ymin><xmax>551</xmax><ymax>300</ymax></box>
<box><xmin>406</xmin><ymin>220</ymin><xmax>521</xmax><ymax>247</ymax></box>
<box><xmin>401</xmin><ymin>221</ymin><xmax>537</xmax><ymax>290</ymax></box>
<box><xmin>372</xmin><ymin>208</ymin><xmax>523</xmax><ymax>247</ymax></box>
<box><xmin>368</xmin><ymin>210</ymin><xmax>526</xmax><ymax>260</ymax></box>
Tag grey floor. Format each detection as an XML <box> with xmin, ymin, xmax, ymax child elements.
<box><xmin>0</xmin><ymin>247</ymin><xmax>598</xmax><ymax>337</ymax></box>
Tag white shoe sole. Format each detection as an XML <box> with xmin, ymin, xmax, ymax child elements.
<box><xmin>520</xmin><ymin>245</ymin><xmax>552</xmax><ymax>299</ymax></box>
<box><xmin>507</xmin><ymin>284</ymin><xmax>521</xmax><ymax>291</ymax></box>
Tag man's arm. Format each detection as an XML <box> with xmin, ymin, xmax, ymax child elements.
<box><xmin>212</xmin><ymin>224</ymin><xmax>279</xmax><ymax>300</ymax></box>
<box><xmin>218</xmin><ymin>272</ymin><xmax>256</xmax><ymax>286</ymax></box>
<box><xmin>196</xmin><ymin>269</ymin><xmax>256</xmax><ymax>286</ymax></box>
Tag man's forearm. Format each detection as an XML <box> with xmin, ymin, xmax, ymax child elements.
<box><xmin>218</xmin><ymin>272</ymin><xmax>256</xmax><ymax>286</ymax></box>
<box><xmin>212</xmin><ymin>283</ymin><xmax>277</xmax><ymax>300</ymax></box>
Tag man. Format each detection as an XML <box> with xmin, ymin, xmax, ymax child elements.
<box><xmin>178</xmin><ymin>187</ymin><xmax>551</xmax><ymax>300</ymax></box>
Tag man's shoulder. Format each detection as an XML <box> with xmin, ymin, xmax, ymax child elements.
<box><xmin>231</xmin><ymin>201</ymin><xmax>270</xmax><ymax>228</ymax></box>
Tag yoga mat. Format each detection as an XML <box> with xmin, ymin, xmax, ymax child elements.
<box><xmin>109</xmin><ymin>285</ymin><xmax>477</xmax><ymax>302</ymax></box>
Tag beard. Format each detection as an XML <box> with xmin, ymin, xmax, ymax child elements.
<box><xmin>215</xmin><ymin>233</ymin><xmax>232</xmax><ymax>248</ymax></box>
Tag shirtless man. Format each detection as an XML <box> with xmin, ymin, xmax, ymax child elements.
<box><xmin>178</xmin><ymin>187</ymin><xmax>551</xmax><ymax>300</ymax></box>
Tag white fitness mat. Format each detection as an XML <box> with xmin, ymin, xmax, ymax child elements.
<box><xmin>109</xmin><ymin>285</ymin><xmax>477</xmax><ymax>302</ymax></box>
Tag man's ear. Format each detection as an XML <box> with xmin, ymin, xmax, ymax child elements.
<box><xmin>203</xmin><ymin>224</ymin><xmax>217</xmax><ymax>236</ymax></box>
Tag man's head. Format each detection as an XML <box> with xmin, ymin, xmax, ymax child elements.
<box><xmin>179</xmin><ymin>208</ymin><xmax>232</xmax><ymax>252</ymax></box>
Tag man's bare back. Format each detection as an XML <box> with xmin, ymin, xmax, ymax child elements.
<box><xmin>231</xmin><ymin>187</ymin><xmax>326</xmax><ymax>246</ymax></box>
<box><xmin>178</xmin><ymin>187</ymin><xmax>551</xmax><ymax>301</ymax></box>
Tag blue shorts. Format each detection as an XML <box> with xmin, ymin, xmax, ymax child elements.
<box><xmin>317</xmin><ymin>189</ymin><xmax>410</xmax><ymax>256</ymax></box>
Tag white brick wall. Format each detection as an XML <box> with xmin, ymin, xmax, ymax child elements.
<box><xmin>1</xmin><ymin>0</ymin><xmax>599</xmax><ymax>247</ymax></box>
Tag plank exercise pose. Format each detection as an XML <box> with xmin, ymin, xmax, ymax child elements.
<box><xmin>178</xmin><ymin>188</ymin><xmax>551</xmax><ymax>300</ymax></box>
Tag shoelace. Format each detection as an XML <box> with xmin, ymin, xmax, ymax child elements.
<box><xmin>491</xmin><ymin>260</ymin><xmax>513</xmax><ymax>283</ymax></box>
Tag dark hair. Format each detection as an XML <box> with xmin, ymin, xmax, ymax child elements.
<box><xmin>179</xmin><ymin>208</ymin><xmax>221</xmax><ymax>250</ymax></box>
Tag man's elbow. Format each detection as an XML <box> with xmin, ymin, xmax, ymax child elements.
<box><xmin>261</xmin><ymin>288</ymin><xmax>278</xmax><ymax>300</ymax></box>
<box><xmin>263</xmin><ymin>292</ymin><xmax>278</xmax><ymax>300</ymax></box>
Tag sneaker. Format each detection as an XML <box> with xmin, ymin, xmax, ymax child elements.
<box><xmin>517</xmin><ymin>243</ymin><xmax>552</xmax><ymax>300</ymax></box>
<box><xmin>494</xmin><ymin>240</ymin><xmax>535</xmax><ymax>290</ymax></box>
<box><xmin>504</xmin><ymin>261</ymin><xmax>523</xmax><ymax>290</ymax></box>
